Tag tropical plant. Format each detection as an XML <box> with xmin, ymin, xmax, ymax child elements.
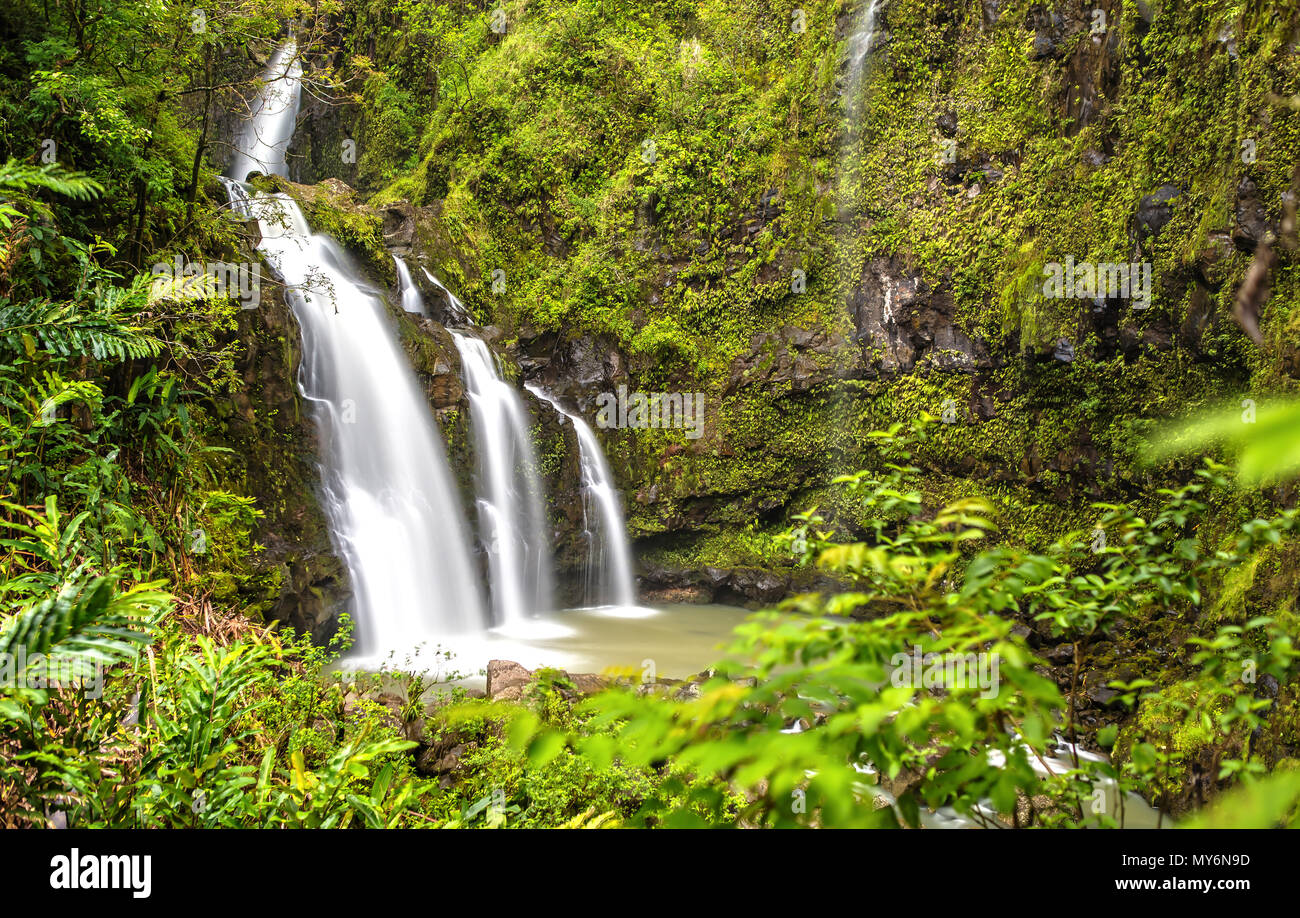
<box><xmin>504</xmin><ymin>420</ymin><xmax>1300</xmax><ymax>828</ymax></box>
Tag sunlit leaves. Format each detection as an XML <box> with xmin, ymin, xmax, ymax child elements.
<box><xmin>1149</xmin><ymin>398</ymin><xmax>1300</xmax><ymax>485</ymax></box>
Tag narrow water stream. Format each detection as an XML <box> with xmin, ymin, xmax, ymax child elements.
<box><xmin>453</xmin><ymin>331</ymin><xmax>555</xmax><ymax>627</ymax></box>
<box><xmin>528</xmin><ymin>386</ymin><xmax>638</xmax><ymax>609</ymax></box>
<box><xmin>393</xmin><ymin>255</ymin><xmax>425</xmax><ymax>314</ymax></box>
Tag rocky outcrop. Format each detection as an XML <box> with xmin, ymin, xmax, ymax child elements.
<box><xmin>398</xmin><ymin>317</ymin><xmax>466</xmax><ymax>413</ymax></box>
<box><xmin>484</xmin><ymin>659</ymin><xmax>610</xmax><ymax>702</ymax></box>
<box><xmin>1233</xmin><ymin>177</ymin><xmax>1275</xmax><ymax>254</ymax></box>
<box><xmin>726</xmin><ymin>326</ymin><xmax>858</xmax><ymax>397</ymax></box>
<box><xmin>849</xmin><ymin>256</ymin><xmax>991</xmax><ymax>374</ymax></box>
<box><xmin>637</xmin><ymin>562</ymin><xmax>847</xmax><ymax>609</ymax></box>
<box><xmin>1132</xmin><ymin>184</ymin><xmax>1182</xmax><ymax>246</ymax></box>
<box><xmin>380</xmin><ymin>201</ymin><xmax>417</xmax><ymax>251</ymax></box>
<box><xmin>485</xmin><ymin>659</ymin><xmax>535</xmax><ymax>702</ymax></box>
<box><xmin>286</xmin><ymin>82</ymin><xmax>362</xmax><ymax>189</ymax></box>
<box><xmin>520</xmin><ymin>329</ymin><xmax>631</xmax><ymax>411</ymax></box>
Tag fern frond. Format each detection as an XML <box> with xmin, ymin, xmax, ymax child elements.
<box><xmin>0</xmin><ymin>575</ymin><xmax>167</xmax><ymax>669</ymax></box>
<box><xmin>0</xmin><ymin>278</ymin><xmax>162</xmax><ymax>361</ymax></box>
<box><xmin>0</xmin><ymin>160</ymin><xmax>103</xmax><ymax>203</ymax></box>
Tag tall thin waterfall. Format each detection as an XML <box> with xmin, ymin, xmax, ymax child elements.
<box><xmin>528</xmin><ymin>387</ymin><xmax>636</xmax><ymax>609</ymax></box>
<box><xmin>845</xmin><ymin>0</ymin><xmax>883</xmax><ymax>100</ymax></box>
<box><xmin>393</xmin><ymin>256</ymin><xmax>425</xmax><ymax>314</ymax></box>
<box><xmin>421</xmin><ymin>267</ymin><xmax>472</xmax><ymax>325</ymax></box>
<box><xmin>227</xmin><ymin>41</ymin><xmax>302</xmax><ymax>182</ymax></box>
<box><xmin>453</xmin><ymin>333</ymin><xmax>555</xmax><ymax>625</ymax></box>
<box><xmin>226</xmin><ymin>41</ymin><xmax>487</xmax><ymax>655</ymax></box>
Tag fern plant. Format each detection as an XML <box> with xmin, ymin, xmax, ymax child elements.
<box><xmin>0</xmin><ymin>283</ymin><xmax>162</xmax><ymax>362</ymax></box>
<box><xmin>0</xmin><ymin>159</ymin><xmax>104</xmax><ymax>202</ymax></box>
<box><xmin>0</xmin><ymin>159</ymin><xmax>104</xmax><ymax>237</ymax></box>
<box><xmin>135</xmin><ymin>635</ymin><xmax>273</xmax><ymax>827</ymax></box>
<box><xmin>0</xmin><ymin>574</ymin><xmax>161</xmax><ymax>665</ymax></box>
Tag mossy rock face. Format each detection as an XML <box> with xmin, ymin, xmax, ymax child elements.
<box><xmin>345</xmin><ymin>5</ymin><xmax>1276</xmax><ymax>610</ymax></box>
<box><xmin>286</xmin><ymin>64</ymin><xmax>363</xmax><ymax>189</ymax></box>
<box><xmin>301</xmin><ymin>0</ymin><xmax>1293</xmax><ymax>585</ymax></box>
<box><xmin>241</xmin><ymin>0</ymin><xmax>1300</xmax><ymax>750</ymax></box>
<box><xmin>264</xmin><ymin>0</ymin><xmax>1300</xmax><ymax>818</ymax></box>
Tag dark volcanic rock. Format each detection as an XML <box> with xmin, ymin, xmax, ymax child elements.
<box><xmin>848</xmin><ymin>257</ymin><xmax>990</xmax><ymax>375</ymax></box>
<box><xmin>638</xmin><ymin>562</ymin><xmax>820</xmax><ymax>609</ymax></box>
<box><xmin>726</xmin><ymin>325</ymin><xmax>855</xmax><ymax>396</ymax></box>
<box><xmin>1026</xmin><ymin>6</ymin><xmax>1065</xmax><ymax>60</ymax></box>
<box><xmin>1233</xmin><ymin>177</ymin><xmax>1274</xmax><ymax>253</ymax></box>
<box><xmin>1133</xmin><ymin>185</ymin><xmax>1182</xmax><ymax>241</ymax></box>
<box><xmin>381</xmin><ymin>201</ymin><xmax>417</xmax><ymax>249</ymax></box>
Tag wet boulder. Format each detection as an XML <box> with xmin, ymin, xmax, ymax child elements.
<box><xmin>381</xmin><ymin>201</ymin><xmax>417</xmax><ymax>249</ymax></box>
<box><xmin>486</xmin><ymin>659</ymin><xmax>533</xmax><ymax>702</ymax></box>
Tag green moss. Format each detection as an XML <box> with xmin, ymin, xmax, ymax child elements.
<box><xmin>300</xmin><ymin>199</ymin><xmax>390</xmax><ymax>280</ymax></box>
<box><xmin>297</xmin><ymin>0</ymin><xmax>1300</xmax><ymax>809</ymax></box>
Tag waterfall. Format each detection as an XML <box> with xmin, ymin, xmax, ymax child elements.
<box><xmin>227</xmin><ymin>41</ymin><xmax>302</xmax><ymax>182</ymax></box>
<box><xmin>393</xmin><ymin>256</ymin><xmax>425</xmax><ymax>314</ymax></box>
<box><xmin>844</xmin><ymin>0</ymin><xmax>883</xmax><ymax>124</ymax></box>
<box><xmin>528</xmin><ymin>387</ymin><xmax>637</xmax><ymax>609</ymax></box>
<box><xmin>406</xmin><ymin>262</ymin><xmax>557</xmax><ymax>626</ymax></box>
<box><xmin>226</xmin><ymin>41</ymin><xmax>487</xmax><ymax>657</ymax></box>
<box><xmin>846</xmin><ymin>0</ymin><xmax>883</xmax><ymax>85</ymax></box>
<box><xmin>421</xmin><ymin>267</ymin><xmax>472</xmax><ymax>325</ymax></box>
<box><xmin>452</xmin><ymin>333</ymin><xmax>555</xmax><ymax>626</ymax></box>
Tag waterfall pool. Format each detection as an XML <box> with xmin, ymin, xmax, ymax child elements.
<box><xmin>337</xmin><ymin>602</ymin><xmax>754</xmax><ymax>684</ymax></box>
<box><xmin>333</xmin><ymin>602</ymin><xmax>1161</xmax><ymax>829</ymax></box>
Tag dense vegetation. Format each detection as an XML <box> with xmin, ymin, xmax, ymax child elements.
<box><xmin>2</xmin><ymin>0</ymin><xmax>1300</xmax><ymax>828</ymax></box>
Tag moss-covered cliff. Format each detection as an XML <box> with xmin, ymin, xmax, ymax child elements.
<box><xmin>254</xmin><ymin>0</ymin><xmax>1300</xmax><ymax>807</ymax></box>
<box><xmin>280</xmin><ymin>1</ymin><xmax>1293</xmax><ymax>586</ymax></box>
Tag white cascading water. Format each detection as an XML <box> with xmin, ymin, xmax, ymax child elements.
<box><xmin>421</xmin><ymin>267</ymin><xmax>472</xmax><ymax>325</ymax></box>
<box><xmin>226</xmin><ymin>40</ymin><xmax>487</xmax><ymax>658</ymax></box>
<box><xmin>527</xmin><ymin>387</ymin><xmax>637</xmax><ymax>609</ymax></box>
<box><xmin>452</xmin><ymin>333</ymin><xmax>555</xmax><ymax>626</ymax></box>
<box><xmin>226</xmin><ymin>41</ymin><xmax>302</xmax><ymax>184</ymax></box>
<box><xmin>400</xmin><ymin>265</ymin><xmax>557</xmax><ymax>628</ymax></box>
<box><xmin>845</xmin><ymin>0</ymin><xmax>883</xmax><ymax>95</ymax></box>
<box><xmin>393</xmin><ymin>255</ymin><xmax>425</xmax><ymax>314</ymax></box>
